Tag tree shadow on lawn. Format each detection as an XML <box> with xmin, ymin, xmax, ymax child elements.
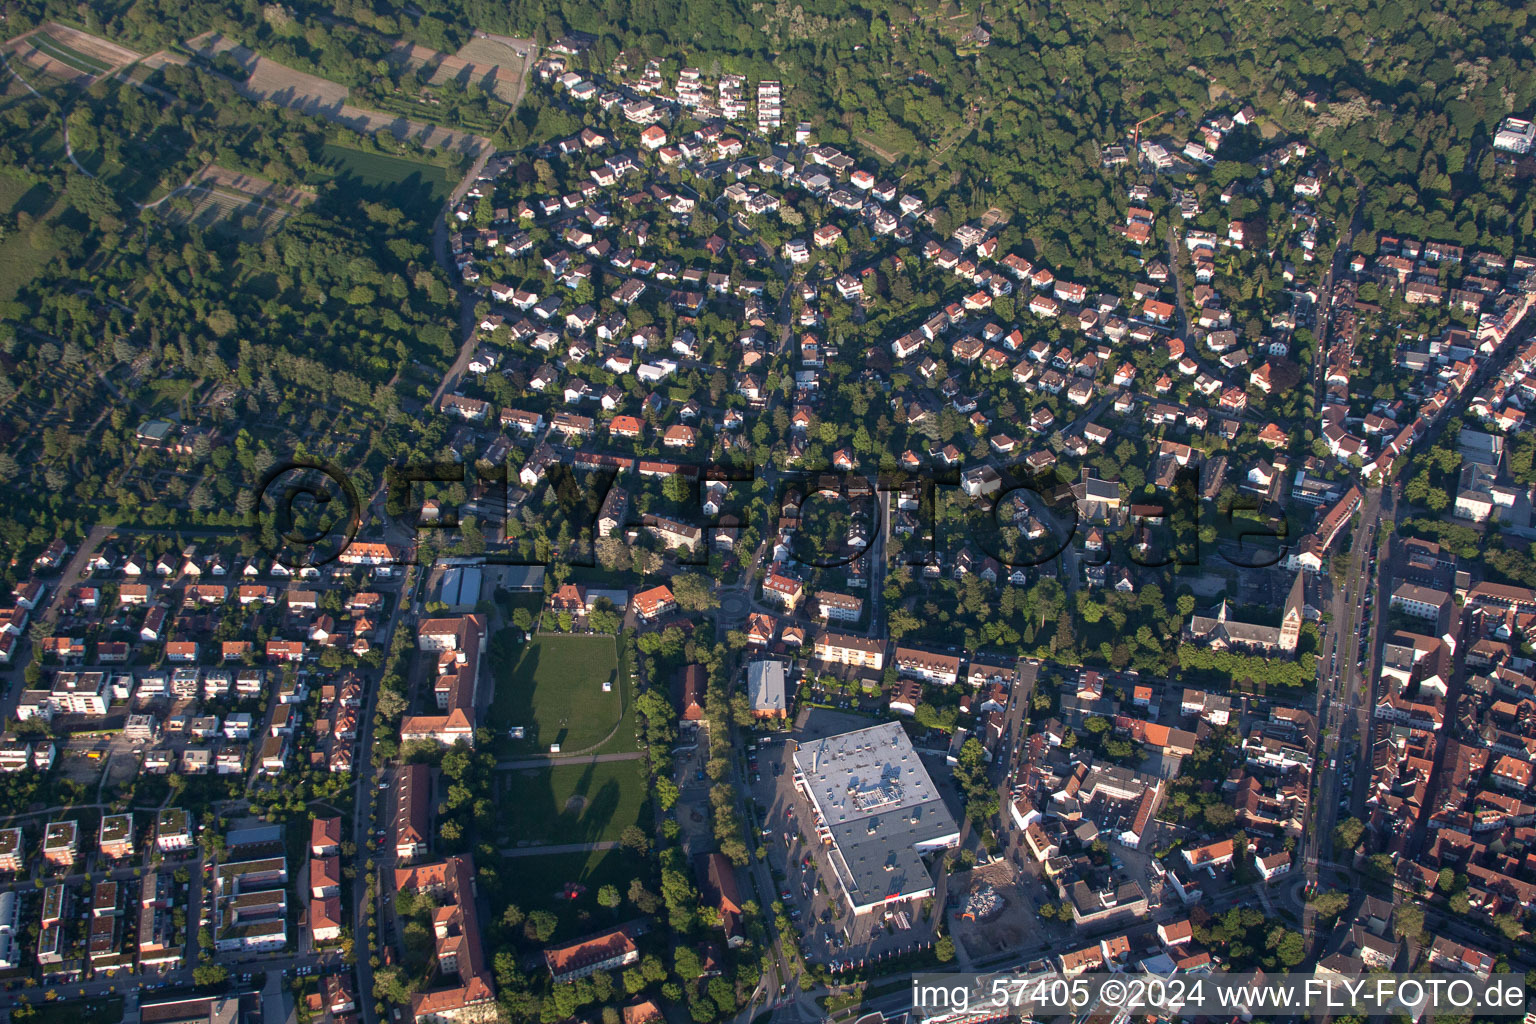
<box><xmin>499</xmin><ymin>760</ymin><xmax>624</xmax><ymax>846</ymax></box>
<box><xmin>492</xmin><ymin>643</ymin><xmax>541</xmax><ymax>746</ymax></box>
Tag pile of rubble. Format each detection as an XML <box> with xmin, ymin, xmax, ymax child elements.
<box><xmin>961</xmin><ymin>883</ymin><xmax>1005</xmax><ymax>921</ymax></box>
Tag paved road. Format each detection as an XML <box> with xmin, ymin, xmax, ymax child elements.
<box><xmin>351</xmin><ymin>566</ymin><xmax>416</xmax><ymax>1024</ymax></box>
<box><xmin>1293</xmin><ymin>205</ymin><xmax>1535</xmax><ymax>952</ymax></box>
<box><xmin>430</xmin><ymin>148</ymin><xmax>498</xmax><ymax>410</ymax></box>
<box><xmin>38</xmin><ymin>523</ymin><xmax>112</xmax><ymax>621</ymax></box>
<box><xmin>1301</xmin><ymin>485</ymin><xmax>1380</xmax><ymax>942</ymax></box>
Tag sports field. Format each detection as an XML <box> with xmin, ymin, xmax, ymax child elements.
<box><xmin>511</xmin><ymin>846</ymin><xmax>633</xmax><ymax>888</ymax></box>
<box><xmin>490</xmin><ymin>634</ymin><xmax>632</xmax><ymax>754</ymax></box>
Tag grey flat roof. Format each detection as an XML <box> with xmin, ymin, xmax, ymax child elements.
<box><xmin>747</xmin><ymin>660</ymin><xmax>786</xmax><ymax>712</ymax></box>
<box><xmin>499</xmin><ymin>565</ymin><xmax>547</xmax><ymax>591</ymax></box>
<box><xmin>793</xmin><ymin>722</ymin><xmax>958</xmax><ymax>910</ymax></box>
<box><xmin>440</xmin><ymin>566</ymin><xmax>483</xmax><ymax>607</ymax></box>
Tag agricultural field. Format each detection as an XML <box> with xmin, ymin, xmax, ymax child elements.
<box><xmin>330</xmin><ymin>106</ymin><xmax>491</xmax><ymax>158</ymax></box>
<box><xmin>38</xmin><ymin>23</ymin><xmax>142</xmax><ymax>72</ymax></box>
<box><xmin>189</xmin><ymin>32</ymin><xmax>349</xmax><ymax>115</ymax></box>
<box><xmin>489</xmin><ymin>634</ymin><xmax>630</xmax><ymax>755</ymax></box>
<box><xmin>453</xmin><ymin>36</ymin><xmax>535</xmax><ymax>105</ymax></box>
<box><xmin>4</xmin><ymin>36</ymin><xmax>94</xmax><ymax>88</ymax></box>
<box><xmin>190</xmin><ymin>32</ymin><xmax>492</xmax><ymax>159</ymax></box>
<box><xmin>496</xmin><ymin>759</ymin><xmax>651</xmax><ymax>845</ymax></box>
<box><xmin>2</xmin><ymin>23</ymin><xmax>142</xmax><ymax>89</ymax></box>
<box><xmin>161</xmin><ymin>186</ymin><xmax>292</xmax><ymax>240</ymax></box>
<box><xmin>377</xmin><ymin>35</ymin><xmax>532</xmax><ymax>128</ymax></box>
<box><xmin>197</xmin><ymin>165</ymin><xmax>315</xmax><ymax>209</ymax></box>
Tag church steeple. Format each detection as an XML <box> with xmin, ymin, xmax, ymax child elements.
<box><xmin>1279</xmin><ymin>572</ymin><xmax>1305</xmax><ymax>652</ymax></box>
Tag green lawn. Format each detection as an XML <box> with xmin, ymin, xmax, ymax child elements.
<box><xmin>0</xmin><ymin>166</ymin><xmax>47</xmax><ymax>213</ymax></box>
<box><xmin>595</xmin><ymin>637</ymin><xmax>640</xmax><ymax>756</ymax></box>
<box><xmin>312</xmin><ymin>142</ymin><xmax>451</xmax><ymax>218</ymax></box>
<box><xmin>0</xmin><ymin>158</ymin><xmax>62</xmax><ymax>302</ymax></box>
<box><xmin>497</xmin><ymin>759</ymin><xmax>651</xmax><ymax>845</ymax></box>
<box><xmin>490</xmin><ymin>634</ymin><xmax>629</xmax><ymax>754</ymax></box>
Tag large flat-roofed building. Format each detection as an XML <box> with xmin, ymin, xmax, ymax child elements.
<box><xmin>1495</xmin><ymin>116</ymin><xmax>1536</xmax><ymax>155</ymax></box>
<box><xmin>213</xmin><ymin>852</ymin><xmax>288</xmax><ymax>953</ymax></box>
<box><xmin>792</xmin><ymin>722</ymin><xmax>959</xmax><ymax>915</ymax></box>
<box><xmin>437</xmin><ymin>566</ymin><xmax>483</xmax><ymax>612</ymax></box>
<box><xmin>42</xmin><ymin>820</ymin><xmax>78</xmax><ymax>868</ymax></box>
<box><xmin>98</xmin><ymin>813</ymin><xmax>134</xmax><ymax>860</ymax></box>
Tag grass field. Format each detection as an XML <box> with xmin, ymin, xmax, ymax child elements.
<box><xmin>494</xmin><ymin>589</ymin><xmax>543</xmax><ymax>623</ymax></box>
<box><xmin>312</xmin><ymin>141</ymin><xmax>451</xmax><ymax>217</ymax></box>
<box><xmin>490</xmin><ymin>634</ymin><xmax>630</xmax><ymax>754</ymax></box>
<box><xmin>497</xmin><ymin>759</ymin><xmax>651</xmax><ymax>845</ymax></box>
<box><xmin>0</xmin><ymin>167</ymin><xmax>43</xmax><ymax>213</ymax></box>
<box><xmin>0</xmin><ymin>165</ymin><xmax>61</xmax><ymax>301</ymax></box>
<box><xmin>142</xmin><ymin>378</ymin><xmax>197</xmax><ymax>414</ymax></box>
